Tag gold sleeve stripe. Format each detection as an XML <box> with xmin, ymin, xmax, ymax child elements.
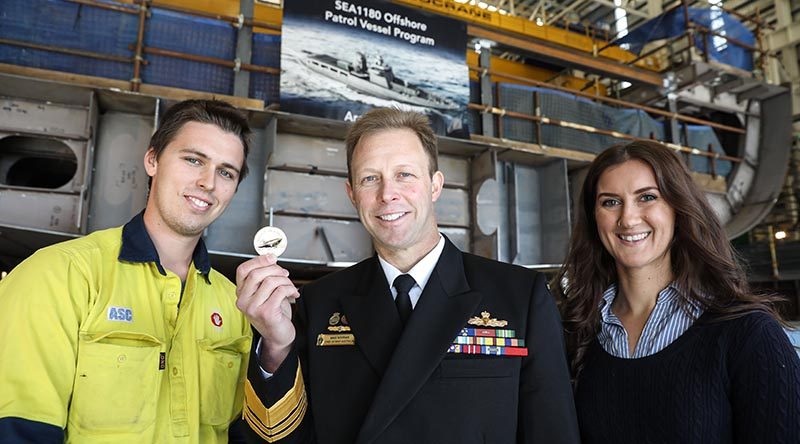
<box><xmin>244</xmin><ymin>394</ymin><xmax>307</xmax><ymax>442</ymax></box>
<box><xmin>244</xmin><ymin>361</ymin><xmax>308</xmax><ymax>442</ymax></box>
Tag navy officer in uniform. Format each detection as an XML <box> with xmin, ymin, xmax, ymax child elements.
<box><xmin>235</xmin><ymin>108</ymin><xmax>579</xmax><ymax>444</ymax></box>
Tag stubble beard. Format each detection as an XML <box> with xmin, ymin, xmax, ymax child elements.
<box><xmin>159</xmin><ymin>200</ymin><xmax>210</xmax><ymax>238</ymax></box>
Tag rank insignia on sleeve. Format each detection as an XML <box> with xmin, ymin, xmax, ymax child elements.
<box><xmin>468</xmin><ymin>311</ymin><xmax>508</xmax><ymax>328</ymax></box>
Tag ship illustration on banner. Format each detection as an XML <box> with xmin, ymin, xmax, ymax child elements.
<box><xmin>280</xmin><ymin>0</ymin><xmax>468</xmax><ymax>135</ymax></box>
<box><xmin>297</xmin><ymin>51</ymin><xmax>459</xmax><ymax>111</ymax></box>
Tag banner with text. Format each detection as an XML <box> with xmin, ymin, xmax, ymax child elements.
<box><xmin>280</xmin><ymin>0</ymin><xmax>468</xmax><ymax>135</ymax></box>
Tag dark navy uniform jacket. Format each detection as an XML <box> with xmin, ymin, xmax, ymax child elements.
<box><xmin>242</xmin><ymin>237</ymin><xmax>579</xmax><ymax>444</ymax></box>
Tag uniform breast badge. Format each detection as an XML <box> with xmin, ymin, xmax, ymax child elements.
<box><xmin>468</xmin><ymin>311</ymin><xmax>508</xmax><ymax>328</ymax></box>
<box><xmin>316</xmin><ymin>311</ymin><xmax>355</xmax><ymax>346</ymax></box>
<box><xmin>449</xmin><ymin>311</ymin><xmax>528</xmax><ymax>357</ymax></box>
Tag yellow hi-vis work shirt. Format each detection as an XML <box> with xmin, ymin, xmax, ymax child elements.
<box><xmin>0</xmin><ymin>213</ymin><xmax>252</xmax><ymax>443</ymax></box>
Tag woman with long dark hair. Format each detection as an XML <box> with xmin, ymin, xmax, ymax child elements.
<box><xmin>554</xmin><ymin>140</ymin><xmax>800</xmax><ymax>443</ymax></box>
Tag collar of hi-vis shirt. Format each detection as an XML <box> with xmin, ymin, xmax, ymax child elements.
<box><xmin>378</xmin><ymin>234</ymin><xmax>445</xmax><ymax>309</ymax></box>
<box><xmin>118</xmin><ymin>210</ymin><xmax>212</xmax><ymax>283</ymax></box>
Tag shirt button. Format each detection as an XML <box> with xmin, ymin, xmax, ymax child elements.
<box><xmin>172</xmin><ymin>367</ymin><xmax>179</xmax><ymax>376</ymax></box>
<box><xmin>117</xmin><ymin>354</ymin><xmax>126</xmax><ymax>363</ymax></box>
<box><xmin>227</xmin><ymin>362</ymin><xmax>234</xmax><ymax>369</ymax></box>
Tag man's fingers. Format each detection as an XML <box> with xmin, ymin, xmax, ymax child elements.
<box><xmin>257</xmin><ymin>284</ymin><xmax>299</xmax><ymax>319</ymax></box>
<box><xmin>237</xmin><ymin>275</ymin><xmax>297</xmax><ymax>317</ymax></box>
<box><xmin>234</xmin><ymin>256</ymin><xmax>298</xmax><ymax>347</ymax></box>
<box><xmin>279</xmin><ymin>296</ymin><xmax>293</xmax><ymax>318</ymax></box>
<box><xmin>235</xmin><ymin>262</ymin><xmax>289</xmax><ymax>301</ymax></box>
<box><xmin>235</xmin><ymin>254</ymin><xmax>278</xmax><ymax>287</ymax></box>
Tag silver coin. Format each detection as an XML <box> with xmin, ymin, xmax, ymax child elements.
<box><xmin>253</xmin><ymin>226</ymin><xmax>288</xmax><ymax>257</ymax></box>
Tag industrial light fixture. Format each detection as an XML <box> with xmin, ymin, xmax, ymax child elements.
<box><xmin>565</xmin><ymin>11</ymin><xmax>580</xmax><ymax>24</ymax></box>
<box><xmin>474</xmin><ymin>38</ymin><xmax>495</xmax><ymax>53</ymax></box>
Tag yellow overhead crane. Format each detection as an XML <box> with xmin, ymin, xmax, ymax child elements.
<box><xmin>393</xmin><ymin>0</ymin><xmax>663</xmax><ymax>86</ymax></box>
<box><xmin>393</xmin><ymin>0</ymin><xmax>661</xmax><ymax>68</ymax></box>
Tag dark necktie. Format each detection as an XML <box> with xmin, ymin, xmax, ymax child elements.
<box><xmin>393</xmin><ymin>274</ymin><xmax>416</xmax><ymax>326</ymax></box>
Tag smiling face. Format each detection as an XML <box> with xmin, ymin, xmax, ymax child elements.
<box><xmin>144</xmin><ymin>121</ymin><xmax>244</xmax><ymax>239</ymax></box>
<box><xmin>595</xmin><ymin>159</ymin><xmax>675</xmax><ymax>280</ymax></box>
<box><xmin>345</xmin><ymin>128</ymin><xmax>444</xmax><ymax>265</ymax></box>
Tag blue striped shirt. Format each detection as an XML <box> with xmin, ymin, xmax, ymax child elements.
<box><xmin>598</xmin><ymin>283</ymin><xmax>704</xmax><ymax>358</ymax></box>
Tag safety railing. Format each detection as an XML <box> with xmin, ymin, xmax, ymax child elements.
<box><xmin>467</xmin><ymin>66</ymin><xmax>745</xmax><ymax>177</ymax></box>
<box><xmin>0</xmin><ymin>0</ymin><xmax>280</xmax><ymax>93</ymax></box>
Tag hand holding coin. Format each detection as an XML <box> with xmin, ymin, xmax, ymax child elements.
<box><xmin>237</xmin><ymin>225</ymin><xmax>295</xmax><ymax>372</ymax></box>
<box><xmin>253</xmin><ymin>226</ymin><xmax>288</xmax><ymax>257</ymax></box>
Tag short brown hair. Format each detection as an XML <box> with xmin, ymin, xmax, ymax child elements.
<box><xmin>345</xmin><ymin>108</ymin><xmax>438</xmax><ymax>184</ymax></box>
<box><xmin>148</xmin><ymin>99</ymin><xmax>251</xmax><ymax>185</ymax></box>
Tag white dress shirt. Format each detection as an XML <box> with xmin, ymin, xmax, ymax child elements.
<box><xmin>378</xmin><ymin>234</ymin><xmax>445</xmax><ymax>309</ymax></box>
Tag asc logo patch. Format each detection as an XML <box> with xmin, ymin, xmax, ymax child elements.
<box><xmin>108</xmin><ymin>306</ymin><xmax>133</xmax><ymax>322</ymax></box>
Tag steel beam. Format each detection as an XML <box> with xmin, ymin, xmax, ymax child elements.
<box><xmin>767</xmin><ymin>17</ymin><xmax>800</xmax><ymax>50</ymax></box>
<box><xmin>468</xmin><ymin>25</ymin><xmax>663</xmax><ymax>86</ymax></box>
<box><xmin>729</xmin><ymin>0</ymin><xmax>775</xmax><ymax>24</ymax></box>
<box><xmin>646</xmin><ymin>0</ymin><xmax>662</xmax><ymax>17</ymax></box>
<box><xmin>547</xmin><ymin>0</ymin><xmax>589</xmax><ymax>25</ymax></box>
<box><xmin>233</xmin><ymin>0</ymin><xmax>253</xmax><ymax>98</ymax></box>
<box><xmin>479</xmin><ymin>48</ymin><xmax>496</xmax><ymax>137</ymax></box>
<box><xmin>769</xmin><ymin>0</ymin><xmax>800</xmax><ymax>120</ymax></box>
<box><xmin>529</xmin><ymin>0</ymin><xmax>548</xmax><ymax>19</ymax></box>
<box><xmin>583</xmin><ymin>0</ymin><xmax>650</xmax><ymax>18</ymax></box>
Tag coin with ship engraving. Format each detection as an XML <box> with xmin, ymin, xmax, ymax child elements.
<box><xmin>253</xmin><ymin>226</ymin><xmax>288</xmax><ymax>257</ymax></box>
